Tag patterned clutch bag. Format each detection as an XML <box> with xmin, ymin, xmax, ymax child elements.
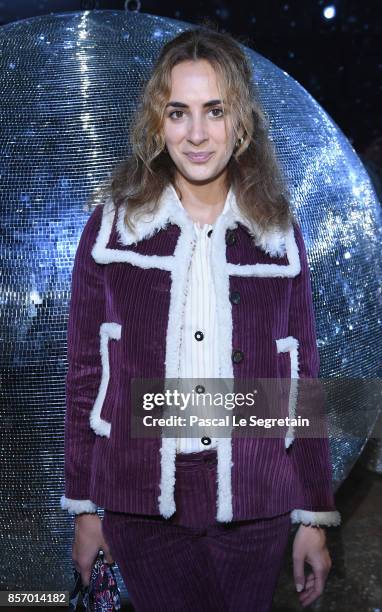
<box><xmin>69</xmin><ymin>550</ymin><xmax>121</xmax><ymax>611</ymax></box>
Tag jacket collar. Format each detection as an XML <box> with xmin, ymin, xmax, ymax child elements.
<box><xmin>115</xmin><ymin>182</ymin><xmax>288</xmax><ymax>257</ymax></box>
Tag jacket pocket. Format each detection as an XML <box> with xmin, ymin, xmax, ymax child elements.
<box><xmin>275</xmin><ymin>336</ymin><xmax>299</xmax><ymax>449</ymax></box>
<box><xmin>89</xmin><ymin>321</ymin><xmax>122</xmax><ymax>438</ymax></box>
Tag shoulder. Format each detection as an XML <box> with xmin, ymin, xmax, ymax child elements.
<box><xmin>289</xmin><ymin>219</ymin><xmax>308</xmax><ymax>257</ymax></box>
<box><xmin>289</xmin><ymin>220</ymin><xmax>314</xmax><ymax>281</ymax></box>
<box><xmin>84</xmin><ymin>198</ymin><xmax>115</xmax><ymax>237</ymax></box>
<box><xmin>73</xmin><ymin>200</ymin><xmax>114</xmax><ymax>263</ymax></box>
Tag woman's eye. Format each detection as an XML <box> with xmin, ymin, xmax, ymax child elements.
<box><xmin>169</xmin><ymin>110</ymin><xmax>184</xmax><ymax>119</ymax></box>
<box><xmin>168</xmin><ymin>108</ymin><xmax>224</xmax><ymax>119</ymax></box>
<box><xmin>210</xmin><ymin>107</ymin><xmax>224</xmax><ymax>117</ymax></box>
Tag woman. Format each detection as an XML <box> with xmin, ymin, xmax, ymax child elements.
<box><xmin>60</xmin><ymin>26</ymin><xmax>341</xmax><ymax>611</ymax></box>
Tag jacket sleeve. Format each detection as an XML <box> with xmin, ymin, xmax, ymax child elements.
<box><xmin>60</xmin><ymin>204</ymin><xmax>105</xmax><ymax>515</ymax></box>
<box><xmin>288</xmin><ymin>222</ymin><xmax>341</xmax><ymax>528</ymax></box>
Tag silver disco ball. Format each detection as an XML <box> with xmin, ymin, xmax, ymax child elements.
<box><xmin>1</xmin><ymin>9</ymin><xmax>381</xmax><ymax>595</ymax></box>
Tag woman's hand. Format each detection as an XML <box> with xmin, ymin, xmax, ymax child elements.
<box><xmin>292</xmin><ymin>523</ymin><xmax>332</xmax><ymax>608</ymax></box>
<box><xmin>72</xmin><ymin>513</ymin><xmax>114</xmax><ymax>587</ymax></box>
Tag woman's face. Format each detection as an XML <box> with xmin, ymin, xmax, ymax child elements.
<box><xmin>163</xmin><ymin>59</ymin><xmax>239</xmax><ymax>186</ymax></box>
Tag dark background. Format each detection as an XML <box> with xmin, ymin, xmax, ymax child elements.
<box><xmin>1</xmin><ymin>0</ymin><xmax>381</xmax><ymax>193</ymax></box>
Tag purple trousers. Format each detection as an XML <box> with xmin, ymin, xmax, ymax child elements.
<box><xmin>102</xmin><ymin>449</ymin><xmax>292</xmax><ymax>612</ymax></box>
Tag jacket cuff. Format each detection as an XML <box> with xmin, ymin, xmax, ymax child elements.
<box><xmin>60</xmin><ymin>495</ymin><xmax>97</xmax><ymax>515</ymax></box>
<box><xmin>291</xmin><ymin>509</ymin><xmax>341</xmax><ymax>527</ymax></box>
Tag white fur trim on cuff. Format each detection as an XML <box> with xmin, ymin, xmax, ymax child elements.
<box><xmin>291</xmin><ymin>509</ymin><xmax>341</xmax><ymax>527</ymax></box>
<box><xmin>60</xmin><ymin>495</ymin><xmax>97</xmax><ymax>515</ymax></box>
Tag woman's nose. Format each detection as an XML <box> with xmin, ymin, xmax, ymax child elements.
<box><xmin>187</xmin><ymin>118</ymin><xmax>208</xmax><ymax>144</ymax></box>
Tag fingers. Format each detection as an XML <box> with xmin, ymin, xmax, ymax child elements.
<box><xmin>293</xmin><ymin>554</ymin><xmax>306</xmax><ymax>592</ymax></box>
<box><xmin>72</xmin><ymin>548</ymin><xmax>98</xmax><ymax>587</ymax></box>
<box><xmin>303</xmin><ymin>571</ymin><xmax>315</xmax><ymax>590</ymax></box>
<box><xmin>100</xmin><ymin>528</ymin><xmax>115</xmax><ymax>565</ymax></box>
<box><xmin>298</xmin><ymin>566</ymin><xmax>330</xmax><ymax>608</ymax></box>
<box><xmin>73</xmin><ymin>560</ymin><xmax>92</xmax><ymax>587</ymax></box>
<box><xmin>80</xmin><ymin>568</ymin><xmax>92</xmax><ymax>588</ymax></box>
<box><xmin>72</xmin><ymin>514</ymin><xmax>109</xmax><ymax>584</ymax></box>
<box><xmin>100</xmin><ymin>541</ymin><xmax>115</xmax><ymax>565</ymax></box>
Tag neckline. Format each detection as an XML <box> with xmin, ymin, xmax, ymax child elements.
<box><xmin>168</xmin><ymin>183</ymin><xmax>234</xmax><ymax>226</ymax></box>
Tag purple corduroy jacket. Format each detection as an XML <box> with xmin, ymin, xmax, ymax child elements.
<box><xmin>60</xmin><ymin>183</ymin><xmax>341</xmax><ymax>527</ymax></box>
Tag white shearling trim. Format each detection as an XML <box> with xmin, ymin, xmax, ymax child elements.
<box><xmin>254</xmin><ymin>227</ymin><xmax>287</xmax><ymax>258</ymax></box>
<box><xmin>91</xmin><ymin>185</ymin><xmax>299</xmax><ymax>274</ymax></box>
<box><xmin>210</xmin><ymin>211</ymin><xmax>237</xmax><ymax>522</ymax></box>
<box><xmin>60</xmin><ymin>495</ymin><xmax>97</xmax><ymax>515</ymax></box>
<box><xmin>216</xmin><ymin>437</ymin><xmax>234</xmax><ymax>522</ymax></box>
<box><xmin>89</xmin><ymin>322</ymin><xmax>122</xmax><ymax>438</ymax></box>
<box><xmin>211</xmin><ymin>212</ymin><xmax>236</xmax><ymax>379</ymax></box>
<box><xmin>276</xmin><ymin>336</ymin><xmax>299</xmax><ymax>448</ymax></box>
<box><xmin>163</xmin><ymin>214</ymin><xmax>197</xmax><ymax>379</ymax></box>
<box><xmin>116</xmin><ymin>185</ymin><xmax>176</xmax><ymax>246</ymax></box>
<box><xmin>275</xmin><ymin>336</ymin><xmax>299</xmax><ymax>355</ymax></box>
<box><xmin>291</xmin><ymin>509</ymin><xmax>342</xmax><ymax>527</ymax></box>
<box><xmin>226</xmin><ymin>223</ymin><xmax>301</xmax><ymax>278</ymax></box>
<box><xmin>158</xmin><ymin>213</ymin><xmax>197</xmax><ymax>519</ymax></box>
<box><xmin>91</xmin><ymin>197</ymin><xmax>174</xmax><ymax>270</ymax></box>
<box><xmin>158</xmin><ymin>437</ymin><xmax>177</xmax><ymax>518</ymax></box>
<box><xmin>229</xmin><ymin>195</ymin><xmax>287</xmax><ymax>258</ymax></box>
<box><xmin>110</xmin><ymin>182</ymin><xmax>291</xmax><ymax>260</ymax></box>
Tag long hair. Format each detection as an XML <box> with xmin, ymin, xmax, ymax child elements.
<box><xmin>90</xmin><ymin>24</ymin><xmax>295</xmax><ymax>234</ymax></box>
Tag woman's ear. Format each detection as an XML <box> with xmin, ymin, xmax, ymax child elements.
<box><xmin>235</xmin><ymin>120</ymin><xmax>245</xmax><ymax>141</ymax></box>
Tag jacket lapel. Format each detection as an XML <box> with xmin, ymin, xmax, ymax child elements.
<box><xmin>92</xmin><ymin>182</ymin><xmax>300</xmax><ymax>278</ymax></box>
<box><xmin>115</xmin><ymin>182</ymin><xmax>290</xmax><ymax>258</ymax></box>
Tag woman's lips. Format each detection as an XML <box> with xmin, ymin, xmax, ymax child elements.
<box><xmin>185</xmin><ymin>152</ymin><xmax>213</xmax><ymax>163</ymax></box>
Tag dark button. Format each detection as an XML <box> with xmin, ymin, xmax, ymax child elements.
<box><xmin>195</xmin><ymin>384</ymin><xmax>205</xmax><ymax>394</ymax></box>
<box><xmin>194</xmin><ymin>330</ymin><xmax>204</xmax><ymax>341</ymax></box>
<box><xmin>201</xmin><ymin>436</ymin><xmax>211</xmax><ymax>446</ymax></box>
<box><xmin>207</xmin><ymin>229</ymin><xmax>213</xmax><ymax>237</ymax></box>
<box><xmin>232</xmin><ymin>350</ymin><xmax>244</xmax><ymax>364</ymax></box>
<box><xmin>229</xmin><ymin>291</ymin><xmax>241</xmax><ymax>305</ymax></box>
<box><xmin>226</xmin><ymin>230</ymin><xmax>237</xmax><ymax>246</ymax></box>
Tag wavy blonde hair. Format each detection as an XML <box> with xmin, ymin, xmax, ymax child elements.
<box><xmin>90</xmin><ymin>23</ymin><xmax>295</xmax><ymax>234</ymax></box>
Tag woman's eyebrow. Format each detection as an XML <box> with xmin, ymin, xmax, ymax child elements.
<box><xmin>165</xmin><ymin>99</ymin><xmax>223</xmax><ymax>109</ymax></box>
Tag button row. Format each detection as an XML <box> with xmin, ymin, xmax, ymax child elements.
<box><xmin>192</xmin><ymin>229</ymin><xmax>238</xmax><ymax>449</ymax></box>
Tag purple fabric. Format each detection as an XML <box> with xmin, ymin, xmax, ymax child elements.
<box><xmin>63</xmin><ymin>203</ymin><xmax>337</xmax><ymax>518</ymax></box>
<box><xmin>101</xmin><ymin>449</ymin><xmax>292</xmax><ymax>612</ymax></box>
